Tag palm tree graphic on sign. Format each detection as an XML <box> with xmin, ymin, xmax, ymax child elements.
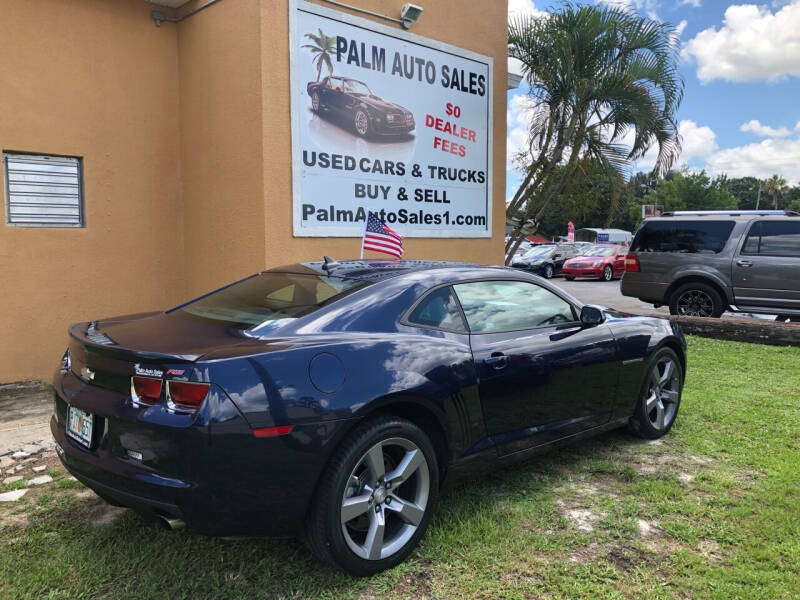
<box><xmin>302</xmin><ymin>29</ymin><xmax>336</xmax><ymax>81</ymax></box>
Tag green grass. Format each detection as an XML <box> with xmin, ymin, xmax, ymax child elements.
<box><xmin>1</xmin><ymin>336</ymin><xmax>799</xmax><ymax>599</ymax></box>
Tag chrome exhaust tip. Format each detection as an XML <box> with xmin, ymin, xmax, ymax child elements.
<box><xmin>157</xmin><ymin>515</ymin><xmax>185</xmax><ymax>531</ymax></box>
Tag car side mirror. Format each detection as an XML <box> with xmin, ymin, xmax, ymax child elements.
<box><xmin>580</xmin><ymin>305</ymin><xmax>605</xmax><ymax>327</ymax></box>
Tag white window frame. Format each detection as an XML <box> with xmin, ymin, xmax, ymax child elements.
<box><xmin>3</xmin><ymin>151</ymin><xmax>85</xmax><ymax>228</ymax></box>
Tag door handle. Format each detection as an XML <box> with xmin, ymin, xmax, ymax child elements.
<box><xmin>485</xmin><ymin>353</ymin><xmax>509</xmax><ymax>370</ymax></box>
<box><xmin>736</xmin><ymin>259</ymin><xmax>753</xmax><ymax>268</ymax></box>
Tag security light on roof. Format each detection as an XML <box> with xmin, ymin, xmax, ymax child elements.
<box><xmin>400</xmin><ymin>3</ymin><xmax>423</xmax><ymax>29</ymax></box>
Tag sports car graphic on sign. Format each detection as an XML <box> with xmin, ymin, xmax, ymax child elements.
<box><xmin>307</xmin><ymin>76</ymin><xmax>415</xmax><ymax>138</ymax></box>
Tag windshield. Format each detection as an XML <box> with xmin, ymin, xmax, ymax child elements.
<box><xmin>583</xmin><ymin>247</ymin><xmax>617</xmax><ymax>257</ymax></box>
<box><xmin>523</xmin><ymin>246</ymin><xmax>554</xmax><ymax>258</ymax></box>
<box><xmin>176</xmin><ymin>273</ymin><xmax>369</xmax><ymax>330</ymax></box>
<box><xmin>343</xmin><ymin>80</ymin><xmax>372</xmax><ymax>95</ymax></box>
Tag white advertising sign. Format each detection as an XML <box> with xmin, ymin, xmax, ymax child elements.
<box><xmin>290</xmin><ymin>1</ymin><xmax>493</xmax><ymax>238</ymax></box>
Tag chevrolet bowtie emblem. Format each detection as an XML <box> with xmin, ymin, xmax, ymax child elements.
<box><xmin>81</xmin><ymin>367</ymin><xmax>95</xmax><ymax>381</ymax></box>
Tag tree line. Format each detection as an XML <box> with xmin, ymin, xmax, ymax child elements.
<box><xmin>512</xmin><ymin>168</ymin><xmax>800</xmax><ymax>241</ymax></box>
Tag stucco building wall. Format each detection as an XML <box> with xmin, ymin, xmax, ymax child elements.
<box><xmin>0</xmin><ymin>0</ymin><xmax>507</xmax><ymax>382</ymax></box>
<box><xmin>0</xmin><ymin>0</ymin><xmax>183</xmax><ymax>382</ymax></box>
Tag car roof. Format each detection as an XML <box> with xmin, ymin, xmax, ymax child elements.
<box><xmin>266</xmin><ymin>259</ymin><xmax>508</xmax><ymax>283</ymax></box>
<box><xmin>647</xmin><ymin>210</ymin><xmax>799</xmax><ymax>222</ymax></box>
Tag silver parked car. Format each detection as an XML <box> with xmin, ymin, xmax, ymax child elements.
<box><xmin>621</xmin><ymin>210</ymin><xmax>800</xmax><ymax>319</ymax></box>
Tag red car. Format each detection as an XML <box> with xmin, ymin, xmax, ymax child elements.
<box><xmin>562</xmin><ymin>245</ymin><xmax>627</xmax><ymax>281</ymax></box>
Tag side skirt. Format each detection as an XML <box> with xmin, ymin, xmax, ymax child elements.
<box><xmin>442</xmin><ymin>417</ymin><xmax>630</xmax><ymax>489</ymax></box>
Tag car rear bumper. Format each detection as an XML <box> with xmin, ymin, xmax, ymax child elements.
<box><xmin>52</xmin><ymin>369</ymin><xmax>354</xmax><ymax>536</ymax></box>
<box><xmin>620</xmin><ymin>275</ymin><xmax>668</xmax><ymax>303</ymax></box>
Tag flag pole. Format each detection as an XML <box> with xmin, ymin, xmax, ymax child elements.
<box><xmin>360</xmin><ymin>211</ymin><xmax>369</xmax><ymax>260</ymax></box>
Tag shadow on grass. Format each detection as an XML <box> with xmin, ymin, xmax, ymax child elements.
<box><xmin>10</xmin><ymin>429</ymin><xmax>655</xmax><ymax>599</ymax></box>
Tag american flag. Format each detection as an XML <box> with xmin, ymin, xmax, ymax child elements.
<box><xmin>361</xmin><ymin>211</ymin><xmax>404</xmax><ymax>258</ymax></box>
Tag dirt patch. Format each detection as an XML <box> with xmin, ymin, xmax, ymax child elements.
<box><xmin>568</xmin><ymin>541</ymin><xmax>603</xmax><ymax>563</ymax></box>
<box><xmin>68</xmin><ymin>492</ymin><xmax>128</xmax><ymax>528</ymax></box>
<box><xmin>0</xmin><ymin>510</ymin><xmax>30</xmax><ymax>531</ymax></box>
<box><xmin>557</xmin><ymin>500</ymin><xmax>602</xmax><ymax>533</ymax></box>
<box><xmin>606</xmin><ymin>545</ymin><xmax>651</xmax><ymax>573</ymax></box>
<box><xmin>637</xmin><ymin>518</ymin><xmax>659</xmax><ymax>537</ymax></box>
<box><xmin>391</xmin><ymin>566</ymin><xmax>433</xmax><ymax>599</ymax></box>
<box><xmin>697</xmin><ymin>538</ymin><xmax>724</xmax><ymax>565</ymax></box>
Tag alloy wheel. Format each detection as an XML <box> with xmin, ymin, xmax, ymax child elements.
<box><xmin>544</xmin><ymin>264</ymin><xmax>553</xmax><ymax>279</ymax></box>
<box><xmin>354</xmin><ymin>111</ymin><xmax>369</xmax><ymax>136</ymax></box>
<box><xmin>677</xmin><ymin>289</ymin><xmax>714</xmax><ymax>317</ymax></box>
<box><xmin>340</xmin><ymin>438</ymin><xmax>430</xmax><ymax>561</ymax></box>
<box><xmin>602</xmin><ymin>265</ymin><xmax>613</xmax><ymax>281</ymax></box>
<box><xmin>644</xmin><ymin>356</ymin><xmax>681</xmax><ymax>430</ymax></box>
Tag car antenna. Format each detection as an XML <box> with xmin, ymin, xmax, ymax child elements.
<box><xmin>322</xmin><ymin>256</ymin><xmax>341</xmax><ymax>272</ymax></box>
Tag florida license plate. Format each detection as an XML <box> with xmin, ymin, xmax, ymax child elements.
<box><xmin>67</xmin><ymin>406</ymin><xmax>94</xmax><ymax>447</ymax></box>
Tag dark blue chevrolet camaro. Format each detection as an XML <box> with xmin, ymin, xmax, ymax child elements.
<box><xmin>52</xmin><ymin>259</ymin><xmax>686</xmax><ymax>575</ymax></box>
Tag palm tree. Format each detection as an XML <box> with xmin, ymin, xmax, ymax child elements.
<box><xmin>505</xmin><ymin>4</ymin><xmax>683</xmax><ymax>263</ymax></box>
<box><xmin>302</xmin><ymin>29</ymin><xmax>336</xmax><ymax>82</ymax></box>
<box><xmin>763</xmin><ymin>174</ymin><xmax>788</xmax><ymax>209</ymax></box>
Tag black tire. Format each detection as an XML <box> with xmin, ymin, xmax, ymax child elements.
<box><xmin>601</xmin><ymin>265</ymin><xmax>613</xmax><ymax>282</ymax></box>
<box><xmin>668</xmin><ymin>281</ymin><xmax>725</xmax><ymax>318</ymax></box>
<box><xmin>544</xmin><ymin>264</ymin><xmax>554</xmax><ymax>279</ymax></box>
<box><xmin>628</xmin><ymin>347</ymin><xmax>684</xmax><ymax>439</ymax></box>
<box><xmin>304</xmin><ymin>415</ymin><xmax>439</xmax><ymax>576</ymax></box>
<box><xmin>354</xmin><ymin>109</ymin><xmax>370</xmax><ymax>137</ymax></box>
<box><xmin>565</xmin><ymin>276</ymin><xmax>575</xmax><ymax>281</ymax></box>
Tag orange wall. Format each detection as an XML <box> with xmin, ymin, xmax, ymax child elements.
<box><xmin>0</xmin><ymin>0</ymin><xmax>183</xmax><ymax>382</ymax></box>
<box><xmin>0</xmin><ymin>0</ymin><xmax>507</xmax><ymax>382</ymax></box>
<box><xmin>177</xmin><ymin>0</ymin><xmax>266</xmax><ymax>297</ymax></box>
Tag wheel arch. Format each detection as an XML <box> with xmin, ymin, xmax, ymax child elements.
<box><xmin>652</xmin><ymin>337</ymin><xmax>686</xmax><ymax>377</ymax></box>
<box><xmin>664</xmin><ymin>275</ymin><xmax>731</xmax><ymax>307</ymax></box>
<box><xmin>361</xmin><ymin>396</ymin><xmax>451</xmax><ymax>484</ymax></box>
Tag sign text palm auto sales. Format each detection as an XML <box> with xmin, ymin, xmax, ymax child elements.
<box><xmin>290</xmin><ymin>1</ymin><xmax>492</xmax><ymax>238</ymax></box>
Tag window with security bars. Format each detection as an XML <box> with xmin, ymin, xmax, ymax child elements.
<box><xmin>3</xmin><ymin>152</ymin><xmax>84</xmax><ymax>227</ymax></box>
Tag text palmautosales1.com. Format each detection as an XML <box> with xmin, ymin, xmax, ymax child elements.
<box><xmin>301</xmin><ymin>204</ymin><xmax>487</xmax><ymax>227</ymax></box>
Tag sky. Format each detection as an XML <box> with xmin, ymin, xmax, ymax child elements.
<box><xmin>506</xmin><ymin>0</ymin><xmax>800</xmax><ymax>200</ymax></box>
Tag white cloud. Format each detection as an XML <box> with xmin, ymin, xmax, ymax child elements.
<box><xmin>508</xmin><ymin>0</ymin><xmax>547</xmax><ymax>20</ymax></box>
<box><xmin>669</xmin><ymin>119</ymin><xmax>800</xmax><ymax>184</ymax></box>
<box><xmin>597</xmin><ymin>0</ymin><xmax>661</xmax><ymax>21</ymax></box>
<box><xmin>678</xmin><ymin>119</ymin><xmax>717</xmax><ymax>160</ymax></box>
<box><xmin>679</xmin><ymin>0</ymin><xmax>701</xmax><ymax>8</ymax></box>
<box><xmin>628</xmin><ymin>119</ymin><xmax>715</xmax><ymax>172</ymax></box>
<box><xmin>683</xmin><ymin>1</ymin><xmax>800</xmax><ymax>83</ymax></box>
<box><xmin>506</xmin><ymin>94</ymin><xmax>537</xmax><ymax>168</ymax></box>
<box><xmin>706</xmin><ymin>138</ymin><xmax>800</xmax><ymax>183</ymax></box>
<box><xmin>740</xmin><ymin>120</ymin><xmax>792</xmax><ymax>138</ymax></box>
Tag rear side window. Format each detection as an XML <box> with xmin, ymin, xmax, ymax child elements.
<box><xmin>742</xmin><ymin>221</ymin><xmax>800</xmax><ymax>257</ymax></box>
<box><xmin>176</xmin><ymin>273</ymin><xmax>368</xmax><ymax>330</ymax></box>
<box><xmin>631</xmin><ymin>220</ymin><xmax>735</xmax><ymax>254</ymax></box>
<box><xmin>407</xmin><ymin>286</ymin><xmax>466</xmax><ymax>332</ymax></box>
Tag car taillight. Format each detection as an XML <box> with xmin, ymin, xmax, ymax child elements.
<box><xmin>166</xmin><ymin>381</ymin><xmax>210</xmax><ymax>413</ymax></box>
<box><xmin>131</xmin><ymin>376</ymin><xmax>162</xmax><ymax>406</ymax></box>
<box><xmin>625</xmin><ymin>254</ymin><xmax>640</xmax><ymax>272</ymax></box>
